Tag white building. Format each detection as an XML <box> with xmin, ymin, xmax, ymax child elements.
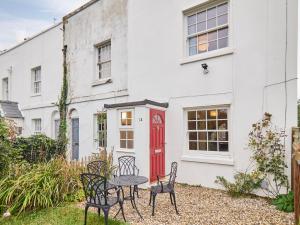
<box><xmin>0</xmin><ymin>0</ymin><xmax>298</xmax><ymax>188</ymax></box>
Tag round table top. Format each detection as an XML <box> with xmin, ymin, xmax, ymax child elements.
<box><xmin>109</xmin><ymin>175</ymin><xmax>148</xmax><ymax>186</ymax></box>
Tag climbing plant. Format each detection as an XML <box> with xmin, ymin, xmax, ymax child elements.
<box><xmin>56</xmin><ymin>44</ymin><xmax>68</xmax><ymax>157</ymax></box>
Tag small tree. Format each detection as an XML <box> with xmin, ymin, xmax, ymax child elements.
<box><xmin>248</xmin><ymin>113</ymin><xmax>288</xmax><ymax>197</ymax></box>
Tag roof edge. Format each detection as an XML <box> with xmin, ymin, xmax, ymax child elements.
<box><xmin>63</xmin><ymin>0</ymin><xmax>100</xmax><ymax>20</ymax></box>
<box><xmin>104</xmin><ymin>99</ymin><xmax>169</xmax><ymax>109</ymax></box>
<box><xmin>0</xmin><ymin>22</ymin><xmax>63</xmax><ymax>56</ymax></box>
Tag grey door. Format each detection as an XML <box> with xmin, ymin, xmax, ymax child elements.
<box><xmin>72</xmin><ymin>118</ymin><xmax>79</xmax><ymax>160</ymax></box>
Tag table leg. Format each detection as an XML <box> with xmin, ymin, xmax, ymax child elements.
<box><xmin>131</xmin><ymin>186</ymin><xmax>143</xmax><ymax>220</ymax></box>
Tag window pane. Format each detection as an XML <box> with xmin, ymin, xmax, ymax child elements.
<box><xmin>218</xmin><ymin>14</ymin><xmax>228</xmax><ymax>26</ymax></box>
<box><xmin>189</xmin><ymin>132</ymin><xmax>197</xmax><ymax>140</ymax></box>
<box><xmin>127</xmin><ymin>140</ymin><xmax>134</xmax><ymax>149</ymax></box>
<box><xmin>198</xmin><ymin>132</ymin><xmax>207</xmax><ymax>140</ymax></box>
<box><xmin>218</xmin><ymin>120</ymin><xmax>228</xmax><ymax>130</ymax></box>
<box><xmin>188</xmin><ymin>111</ymin><xmax>196</xmax><ymax>120</ymax></box>
<box><xmin>208</xmin><ymin>40</ymin><xmax>217</xmax><ymax>51</ymax></box>
<box><xmin>197</xmin><ymin>121</ymin><xmax>206</xmax><ymax>130</ymax></box>
<box><xmin>189</xmin><ymin>37</ymin><xmax>197</xmax><ymax>46</ymax></box>
<box><xmin>208</xmin><ymin>142</ymin><xmax>218</xmax><ymax>151</ymax></box>
<box><xmin>189</xmin><ymin>46</ymin><xmax>197</xmax><ymax>56</ymax></box>
<box><xmin>218</xmin><ymin>131</ymin><xmax>228</xmax><ymax>141</ymax></box>
<box><xmin>198</xmin><ymin>34</ymin><xmax>207</xmax><ymax>44</ymax></box>
<box><xmin>120</xmin><ymin>131</ymin><xmax>126</xmax><ymax>139</ymax></box>
<box><xmin>198</xmin><ymin>43</ymin><xmax>208</xmax><ymax>53</ymax></box>
<box><xmin>218</xmin><ymin>37</ymin><xmax>228</xmax><ymax>49</ymax></box>
<box><xmin>219</xmin><ymin>142</ymin><xmax>229</xmax><ymax>151</ymax></box>
<box><xmin>197</xmin><ymin>11</ymin><xmax>206</xmax><ymax>22</ymax></box>
<box><xmin>198</xmin><ymin>142</ymin><xmax>207</xmax><ymax>150</ymax></box>
<box><xmin>197</xmin><ymin>22</ymin><xmax>206</xmax><ymax>32</ymax></box>
<box><xmin>218</xmin><ymin>28</ymin><xmax>228</xmax><ymax>39</ymax></box>
<box><xmin>208</xmin><ymin>31</ymin><xmax>217</xmax><ymax>41</ymax></box>
<box><xmin>127</xmin><ymin>131</ymin><xmax>134</xmax><ymax>139</ymax></box>
<box><xmin>207</xmin><ymin>120</ymin><xmax>217</xmax><ymax>130</ymax></box>
<box><xmin>207</xmin><ymin>7</ymin><xmax>216</xmax><ymax>19</ymax></box>
<box><xmin>188</xmin><ymin>121</ymin><xmax>197</xmax><ymax>130</ymax></box>
<box><xmin>218</xmin><ymin>109</ymin><xmax>228</xmax><ymax>119</ymax></box>
<box><xmin>217</xmin><ymin>3</ymin><xmax>228</xmax><ymax>15</ymax></box>
<box><xmin>207</xmin><ymin>18</ymin><xmax>216</xmax><ymax>29</ymax></box>
<box><xmin>188</xmin><ymin>14</ymin><xmax>197</xmax><ymax>25</ymax></box>
<box><xmin>197</xmin><ymin>110</ymin><xmax>206</xmax><ymax>120</ymax></box>
<box><xmin>207</xmin><ymin>110</ymin><xmax>217</xmax><ymax>119</ymax></box>
<box><xmin>208</xmin><ymin>132</ymin><xmax>217</xmax><ymax>141</ymax></box>
<box><xmin>126</xmin><ymin>118</ymin><xmax>132</xmax><ymax>126</ymax></box>
<box><xmin>189</xmin><ymin>141</ymin><xmax>197</xmax><ymax>150</ymax></box>
<box><xmin>188</xmin><ymin>25</ymin><xmax>197</xmax><ymax>35</ymax></box>
<box><xmin>120</xmin><ymin>140</ymin><xmax>126</xmax><ymax>148</ymax></box>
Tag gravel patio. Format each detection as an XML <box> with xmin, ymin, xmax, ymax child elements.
<box><xmin>84</xmin><ymin>184</ymin><xmax>295</xmax><ymax>225</ymax></box>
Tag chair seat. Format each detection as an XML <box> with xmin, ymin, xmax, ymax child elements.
<box><xmin>150</xmin><ymin>184</ymin><xmax>173</xmax><ymax>193</ymax></box>
<box><xmin>87</xmin><ymin>196</ymin><xmax>119</xmax><ymax>207</ymax></box>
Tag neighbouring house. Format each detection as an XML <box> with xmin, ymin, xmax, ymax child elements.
<box><xmin>0</xmin><ymin>100</ymin><xmax>23</xmax><ymax>135</ymax></box>
<box><xmin>0</xmin><ymin>0</ymin><xmax>298</xmax><ymax>189</ymax></box>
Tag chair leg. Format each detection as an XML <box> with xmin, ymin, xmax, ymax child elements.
<box><xmin>171</xmin><ymin>192</ymin><xmax>179</xmax><ymax>215</ymax></box>
<box><xmin>119</xmin><ymin>201</ymin><xmax>126</xmax><ymax>222</ymax></box>
<box><xmin>97</xmin><ymin>208</ymin><xmax>101</xmax><ymax>217</ymax></box>
<box><xmin>103</xmin><ymin>208</ymin><xmax>109</xmax><ymax>225</ymax></box>
<box><xmin>152</xmin><ymin>193</ymin><xmax>156</xmax><ymax>216</ymax></box>
<box><xmin>84</xmin><ymin>205</ymin><xmax>89</xmax><ymax>225</ymax></box>
<box><xmin>170</xmin><ymin>193</ymin><xmax>174</xmax><ymax>205</ymax></box>
<box><xmin>149</xmin><ymin>191</ymin><xmax>152</xmax><ymax>206</ymax></box>
<box><xmin>134</xmin><ymin>185</ymin><xmax>140</xmax><ymax>198</ymax></box>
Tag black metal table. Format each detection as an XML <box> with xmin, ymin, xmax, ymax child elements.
<box><xmin>109</xmin><ymin>175</ymin><xmax>148</xmax><ymax>219</ymax></box>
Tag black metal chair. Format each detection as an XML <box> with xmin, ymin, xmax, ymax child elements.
<box><xmin>87</xmin><ymin>160</ymin><xmax>107</xmax><ymax>176</ymax></box>
<box><xmin>80</xmin><ymin>173</ymin><xmax>126</xmax><ymax>225</ymax></box>
<box><xmin>116</xmin><ymin>156</ymin><xmax>140</xmax><ymax>197</ymax></box>
<box><xmin>149</xmin><ymin>162</ymin><xmax>179</xmax><ymax>216</ymax></box>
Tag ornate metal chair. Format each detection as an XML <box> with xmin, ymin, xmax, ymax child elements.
<box><xmin>87</xmin><ymin>160</ymin><xmax>107</xmax><ymax>176</ymax></box>
<box><xmin>80</xmin><ymin>173</ymin><xmax>126</xmax><ymax>225</ymax></box>
<box><xmin>117</xmin><ymin>156</ymin><xmax>140</xmax><ymax>196</ymax></box>
<box><xmin>149</xmin><ymin>162</ymin><xmax>179</xmax><ymax>216</ymax></box>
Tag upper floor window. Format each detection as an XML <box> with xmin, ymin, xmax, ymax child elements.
<box><xmin>187</xmin><ymin>107</ymin><xmax>229</xmax><ymax>152</ymax></box>
<box><xmin>33</xmin><ymin>118</ymin><xmax>42</xmax><ymax>135</ymax></box>
<box><xmin>187</xmin><ymin>2</ymin><xmax>229</xmax><ymax>56</ymax></box>
<box><xmin>97</xmin><ymin>41</ymin><xmax>111</xmax><ymax>79</ymax></box>
<box><xmin>2</xmin><ymin>77</ymin><xmax>9</xmax><ymax>100</ymax></box>
<box><xmin>119</xmin><ymin>110</ymin><xmax>134</xmax><ymax>149</ymax></box>
<box><xmin>32</xmin><ymin>66</ymin><xmax>41</xmax><ymax>94</ymax></box>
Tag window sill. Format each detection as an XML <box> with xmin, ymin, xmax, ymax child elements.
<box><xmin>31</xmin><ymin>94</ymin><xmax>41</xmax><ymax>97</ymax></box>
<box><xmin>180</xmin><ymin>47</ymin><xmax>234</xmax><ymax>65</ymax></box>
<box><xmin>181</xmin><ymin>154</ymin><xmax>234</xmax><ymax>166</ymax></box>
<box><xmin>116</xmin><ymin>149</ymin><xmax>135</xmax><ymax>154</ymax></box>
<box><xmin>91</xmin><ymin>78</ymin><xmax>112</xmax><ymax>87</ymax></box>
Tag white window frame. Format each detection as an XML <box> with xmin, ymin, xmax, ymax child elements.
<box><xmin>95</xmin><ymin>112</ymin><xmax>107</xmax><ymax>148</ymax></box>
<box><xmin>184</xmin><ymin>105</ymin><xmax>231</xmax><ymax>156</ymax></box>
<box><xmin>31</xmin><ymin>66</ymin><xmax>41</xmax><ymax>95</ymax></box>
<box><xmin>119</xmin><ymin>109</ymin><xmax>134</xmax><ymax>150</ymax></box>
<box><xmin>2</xmin><ymin>77</ymin><xmax>9</xmax><ymax>100</ymax></box>
<box><xmin>96</xmin><ymin>40</ymin><xmax>111</xmax><ymax>80</ymax></box>
<box><xmin>182</xmin><ymin>0</ymin><xmax>233</xmax><ymax>63</ymax></box>
<box><xmin>32</xmin><ymin>118</ymin><xmax>42</xmax><ymax>135</ymax></box>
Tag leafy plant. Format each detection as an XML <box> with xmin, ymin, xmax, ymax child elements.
<box><xmin>248</xmin><ymin>113</ymin><xmax>288</xmax><ymax>197</ymax></box>
<box><xmin>0</xmin><ymin>158</ymin><xmax>83</xmax><ymax>215</ymax></box>
<box><xmin>13</xmin><ymin>134</ymin><xmax>58</xmax><ymax>163</ymax></box>
<box><xmin>272</xmin><ymin>191</ymin><xmax>294</xmax><ymax>212</ymax></box>
<box><xmin>215</xmin><ymin>171</ymin><xmax>263</xmax><ymax>197</ymax></box>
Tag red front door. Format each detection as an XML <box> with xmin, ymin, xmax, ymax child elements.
<box><xmin>150</xmin><ymin>109</ymin><xmax>165</xmax><ymax>182</ymax></box>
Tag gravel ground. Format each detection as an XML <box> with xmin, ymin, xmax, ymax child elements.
<box><xmin>80</xmin><ymin>184</ymin><xmax>294</xmax><ymax>225</ymax></box>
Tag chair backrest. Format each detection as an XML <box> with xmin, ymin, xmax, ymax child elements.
<box><xmin>168</xmin><ymin>162</ymin><xmax>178</xmax><ymax>187</ymax></box>
<box><xmin>87</xmin><ymin>160</ymin><xmax>107</xmax><ymax>176</ymax></box>
<box><xmin>118</xmin><ymin>156</ymin><xmax>136</xmax><ymax>176</ymax></box>
<box><xmin>80</xmin><ymin>173</ymin><xmax>108</xmax><ymax>206</ymax></box>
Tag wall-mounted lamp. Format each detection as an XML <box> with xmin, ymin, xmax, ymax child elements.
<box><xmin>201</xmin><ymin>63</ymin><xmax>209</xmax><ymax>75</ymax></box>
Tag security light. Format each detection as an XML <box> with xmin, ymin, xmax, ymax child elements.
<box><xmin>201</xmin><ymin>63</ymin><xmax>209</xmax><ymax>74</ymax></box>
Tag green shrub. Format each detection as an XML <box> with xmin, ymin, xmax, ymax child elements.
<box><xmin>215</xmin><ymin>171</ymin><xmax>263</xmax><ymax>197</ymax></box>
<box><xmin>272</xmin><ymin>191</ymin><xmax>294</xmax><ymax>212</ymax></box>
<box><xmin>13</xmin><ymin>134</ymin><xmax>58</xmax><ymax>163</ymax></box>
<box><xmin>0</xmin><ymin>158</ymin><xmax>84</xmax><ymax>215</ymax></box>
